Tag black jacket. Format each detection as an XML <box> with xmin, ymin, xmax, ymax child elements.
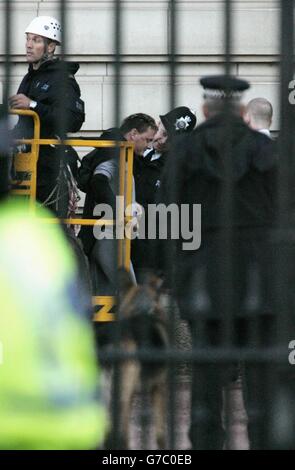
<box><xmin>165</xmin><ymin>114</ymin><xmax>277</xmax><ymax>232</ymax></box>
<box><xmin>162</xmin><ymin>114</ymin><xmax>278</xmax><ymax>319</ymax></box>
<box><xmin>13</xmin><ymin>58</ymin><xmax>85</xmax><ymax>140</ymax></box>
<box><xmin>77</xmin><ymin>128</ymin><xmax>126</xmax><ymax>255</ymax></box>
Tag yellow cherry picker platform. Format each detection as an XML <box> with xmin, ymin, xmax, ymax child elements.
<box><xmin>10</xmin><ymin>109</ymin><xmax>134</xmax><ymax>322</ymax></box>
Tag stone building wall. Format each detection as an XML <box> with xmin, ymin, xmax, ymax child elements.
<box><xmin>0</xmin><ymin>1</ymin><xmax>281</xmax><ymax>133</ymax></box>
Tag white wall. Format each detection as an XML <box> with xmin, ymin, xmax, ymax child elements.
<box><xmin>0</xmin><ymin>1</ymin><xmax>282</xmax><ymax>132</ymax></box>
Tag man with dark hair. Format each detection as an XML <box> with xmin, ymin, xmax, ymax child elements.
<box><xmin>9</xmin><ymin>16</ymin><xmax>85</xmax><ymax>214</ymax></box>
<box><xmin>0</xmin><ymin>108</ymin><xmax>107</xmax><ymax>447</ymax></box>
<box><xmin>132</xmin><ymin>106</ymin><xmax>196</xmax><ymax>281</ymax></box>
<box><xmin>77</xmin><ymin>113</ymin><xmax>157</xmax><ymax>294</ymax></box>
<box><xmin>165</xmin><ymin>75</ymin><xmax>278</xmax><ymax>449</ymax></box>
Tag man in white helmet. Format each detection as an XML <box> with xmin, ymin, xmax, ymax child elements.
<box><xmin>9</xmin><ymin>16</ymin><xmax>85</xmax><ymax>214</ymax></box>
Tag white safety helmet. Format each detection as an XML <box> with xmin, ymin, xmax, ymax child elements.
<box><xmin>25</xmin><ymin>16</ymin><xmax>62</xmax><ymax>45</ymax></box>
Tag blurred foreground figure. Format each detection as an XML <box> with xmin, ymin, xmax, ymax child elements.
<box><xmin>0</xmin><ymin>193</ymin><xmax>108</xmax><ymax>449</ymax></box>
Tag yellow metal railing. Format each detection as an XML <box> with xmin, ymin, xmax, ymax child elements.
<box><xmin>10</xmin><ymin>109</ymin><xmax>40</xmax><ymax>208</ymax></box>
<box><xmin>10</xmin><ymin>110</ymin><xmax>134</xmax><ymax>322</ymax></box>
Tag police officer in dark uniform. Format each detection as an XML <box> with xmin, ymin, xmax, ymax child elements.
<box><xmin>9</xmin><ymin>16</ymin><xmax>85</xmax><ymax>212</ymax></box>
<box><xmin>132</xmin><ymin>106</ymin><xmax>196</xmax><ymax>281</ymax></box>
<box><xmin>164</xmin><ymin>75</ymin><xmax>279</xmax><ymax>449</ymax></box>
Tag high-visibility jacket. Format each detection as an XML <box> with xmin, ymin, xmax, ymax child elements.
<box><xmin>0</xmin><ymin>198</ymin><xmax>108</xmax><ymax>449</ymax></box>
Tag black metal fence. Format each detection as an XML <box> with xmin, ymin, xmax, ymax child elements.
<box><xmin>2</xmin><ymin>0</ymin><xmax>295</xmax><ymax>450</ymax></box>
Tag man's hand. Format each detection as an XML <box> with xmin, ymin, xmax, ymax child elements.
<box><xmin>131</xmin><ymin>202</ymin><xmax>143</xmax><ymax>220</ymax></box>
<box><xmin>9</xmin><ymin>94</ymin><xmax>31</xmax><ymax>110</ymax></box>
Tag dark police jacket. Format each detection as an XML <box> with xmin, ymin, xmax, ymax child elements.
<box><xmin>163</xmin><ymin>114</ymin><xmax>278</xmax><ymax>319</ymax></box>
<box><xmin>13</xmin><ymin>58</ymin><xmax>84</xmax><ymax>139</ymax></box>
<box><xmin>13</xmin><ymin>59</ymin><xmax>85</xmax><ymax>186</ymax></box>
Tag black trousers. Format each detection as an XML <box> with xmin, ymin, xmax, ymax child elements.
<box><xmin>188</xmin><ymin>316</ymin><xmax>283</xmax><ymax>450</ymax></box>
